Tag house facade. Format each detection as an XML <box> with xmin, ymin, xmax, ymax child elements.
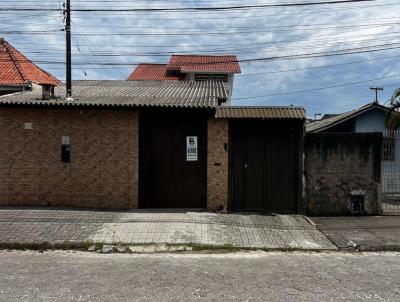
<box><xmin>128</xmin><ymin>55</ymin><xmax>241</xmax><ymax>103</ymax></box>
<box><xmin>307</xmin><ymin>101</ymin><xmax>400</xmax><ymax>208</ymax></box>
<box><xmin>308</xmin><ymin>102</ymin><xmax>390</xmax><ymax>133</ymax></box>
<box><xmin>0</xmin><ymin>80</ymin><xmax>305</xmax><ymax>213</ymax></box>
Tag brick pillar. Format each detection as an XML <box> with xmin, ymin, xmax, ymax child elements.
<box><xmin>207</xmin><ymin>118</ymin><xmax>229</xmax><ymax>211</ymax></box>
<box><xmin>128</xmin><ymin>111</ymin><xmax>139</xmax><ymax>208</ymax></box>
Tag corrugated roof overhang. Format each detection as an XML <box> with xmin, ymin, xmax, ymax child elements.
<box><xmin>215</xmin><ymin>106</ymin><xmax>306</xmax><ymax>119</ymax></box>
<box><xmin>0</xmin><ymin>80</ymin><xmax>227</xmax><ymax>109</ymax></box>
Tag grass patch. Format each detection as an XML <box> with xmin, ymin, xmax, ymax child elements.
<box><xmin>0</xmin><ymin>240</ymin><xmax>105</xmax><ymax>252</ymax></box>
<box><xmin>0</xmin><ymin>241</ymin><xmax>339</xmax><ymax>253</ymax></box>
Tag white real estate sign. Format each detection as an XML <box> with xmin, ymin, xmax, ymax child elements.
<box><xmin>186</xmin><ymin>136</ymin><xmax>198</xmax><ymax>161</ymax></box>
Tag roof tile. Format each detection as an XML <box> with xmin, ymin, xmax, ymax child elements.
<box><xmin>128</xmin><ymin>55</ymin><xmax>241</xmax><ymax>81</ymax></box>
<box><xmin>0</xmin><ymin>38</ymin><xmax>60</xmax><ymax>86</ymax></box>
<box><xmin>128</xmin><ymin>63</ymin><xmax>183</xmax><ymax>81</ymax></box>
<box><xmin>168</xmin><ymin>55</ymin><xmax>241</xmax><ymax>73</ymax></box>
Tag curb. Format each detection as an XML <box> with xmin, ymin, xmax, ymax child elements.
<box><xmin>0</xmin><ymin>241</ymin><xmax>338</xmax><ymax>254</ymax></box>
<box><xmin>304</xmin><ymin>216</ymin><xmax>317</xmax><ymax>226</ymax></box>
<box><xmin>357</xmin><ymin>245</ymin><xmax>400</xmax><ymax>252</ymax></box>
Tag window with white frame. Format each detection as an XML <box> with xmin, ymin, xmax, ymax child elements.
<box><xmin>383</xmin><ymin>136</ymin><xmax>396</xmax><ymax>161</ymax></box>
<box><xmin>195</xmin><ymin>74</ymin><xmax>228</xmax><ymax>82</ymax></box>
<box><xmin>211</xmin><ymin>74</ymin><xmax>228</xmax><ymax>82</ymax></box>
<box><xmin>195</xmin><ymin>74</ymin><xmax>211</xmax><ymax>81</ymax></box>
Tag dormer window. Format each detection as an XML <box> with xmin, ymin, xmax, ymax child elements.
<box><xmin>195</xmin><ymin>74</ymin><xmax>228</xmax><ymax>82</ymax></box>
<box><xmin>42</xmin><ymin>85</ymin><xmax>55</xmax><ymax>100</ymax></box>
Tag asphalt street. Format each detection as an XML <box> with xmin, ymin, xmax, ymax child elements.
<box><xmin>0</xmin><ymin>251</ymin><xmax>399</xmax><ymax>302</ymax></box>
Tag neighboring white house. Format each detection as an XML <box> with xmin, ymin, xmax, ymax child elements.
<box><xmin>307</xmin><ymin>101</ymin><xmax>400</xmax><ymax>206</ymax></box>
<box><xmin>128</xmin><ymin>55</ymin><xmax>241</xmax><ymax>103</ymax></box>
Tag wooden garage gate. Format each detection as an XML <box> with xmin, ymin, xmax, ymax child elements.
<box><xmin>139</xmin><ymin>110</ymin><xmax>208</xmax><ymax>208</ymax></box>
<box><xmin>229</xmin><ymin>118</ymin><xmax>304</xmax><ymax>213</ymax></box>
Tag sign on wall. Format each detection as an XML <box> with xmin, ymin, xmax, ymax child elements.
<box><xmin>186</xmin><ymin>136</ymin><xmax>198</xmax><ymax>161</ymax></box>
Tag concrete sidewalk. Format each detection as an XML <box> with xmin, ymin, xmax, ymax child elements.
<box><xmin>0</xmin><ymin>208</ymin><xmax>336</xmax><ymax>251</ymax></box>
<box><xmin>311</xmin><ymin>216</ymin><xmax>400</xmax><ymax>251</ymax></box>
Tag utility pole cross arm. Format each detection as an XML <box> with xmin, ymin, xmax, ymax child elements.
<box><xmin>370</xmin><ymin>87</ymin><xmax>383</xmax><ymax>103</ymax></box>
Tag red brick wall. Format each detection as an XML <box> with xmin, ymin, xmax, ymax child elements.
<box><xmin>207</xmin><ymin>118</ymin><xmax>229</xmax><ymax>211</ymax></box>
<box><xmin>0</xmin><ymin>108</ymin><xmax>139</xmax><ymax>208</ymax></box>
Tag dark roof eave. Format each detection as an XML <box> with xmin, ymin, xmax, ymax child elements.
<box><xmin>0</xmin><ymin>100</ymin><xmax>216</xmax><ymax>110</ymax></box>
<box><xmin>216</xmin><ymin>116</ymin><xmax>306</xmax><ymax>120</ymax></box>
<box><xmin>307</xmin><ymin>102</ymin><xmax>391</xmax><ymax>133</ymax></box>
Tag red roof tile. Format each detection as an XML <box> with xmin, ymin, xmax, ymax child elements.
<box><xmin>168</xmin><ymin>55</ymin><xmax>241</xmax><ymax>73</ymax></box>
<box><xmin>0</xmin><ymin>38</ymin><xmax>60</xmax><ymax>86</ymax></box>
<box><xmin>128</xmin><ymin>63</ymin><xmax>183</xmax><ymax>81</ymax></box>
<box><xmin>128</xmin><ymin>55</ymin><xmax>241</xmax><ymax>81</ymax></box>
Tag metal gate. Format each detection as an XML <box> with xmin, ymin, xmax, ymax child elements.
<box><xmin>382</xmin><ymin>130</ymin><xmax>400</xmax><ymax>213</ymax></box>
<box><xmin>139</xmin><ymin>110</ymin><xmax>207</xmax><ymax>208</ymax></box>
<box><xmin>229</xmin><ymin>120</ymin><xmax>302</xmax><ymax>213</ymax></box>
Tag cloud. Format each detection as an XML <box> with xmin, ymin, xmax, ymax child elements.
<box><xmin>1</xmin><ymin>0</ymin><xmax>399</xmax><ymax>117</ymax></box>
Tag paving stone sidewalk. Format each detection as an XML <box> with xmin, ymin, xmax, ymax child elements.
<box><xmin>311</xmin><ymin>215</ymin><xmax>400</xmax><ymax>251</ymax></box>
<box><xmin>0</xmin><ymin>208</ymin><xmax>336</xmax><ymax>250</ymax></box>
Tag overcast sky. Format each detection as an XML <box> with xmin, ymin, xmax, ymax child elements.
<box><xmin>2</xmin><ymin>0</ymin><xmax>400</xmax><ymax>118</ymax></box>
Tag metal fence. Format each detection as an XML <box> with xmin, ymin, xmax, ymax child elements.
<box><xmin>382</xmin><ymin>130</ymin><xmax>400</xmax><ymax>213</ymax></box>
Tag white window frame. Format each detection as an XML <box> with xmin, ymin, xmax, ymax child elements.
<box><xmin>195</xmin><ymin>74</ymin><xmax>228</xmax><ymax>82</ymax></box>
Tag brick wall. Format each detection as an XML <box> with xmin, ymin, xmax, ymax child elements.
<box><xmin>207</xmin><ymin>118</ymin><xmax>229</xmax><ymax>211</ymax></box>
<box><xmin>0</xmin><ymin>107</ymin><xmax>139</xmax><ymax>209</ymax></box>
<box><xmin>305</xmin><ymin>133</ymin><xmax>382</xmax><ymax>216</ymax></box>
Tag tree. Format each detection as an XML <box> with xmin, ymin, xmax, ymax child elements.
<box><xmin>385</xmin><ymin>88</ymin><xmax>400</xmax><ymax>130</ymax></box>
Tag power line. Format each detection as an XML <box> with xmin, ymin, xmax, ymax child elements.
<box><xmin>20</xmin><ymin>37</ymin><xmax>400</xmax><ymax>59</ymax></box>
<box><xmin>4</xmin><ymin>24</ymin><xmax>397</xmax><ymax>36</ymax></box>
<box><xmin>1</xmin><ymin>2</ymin><xmax>398</xmax><ymax>18</ymax></box>
<box><xmin>233</xmin><ymin>74</ymin><xmax>400</xmax><ymax>101</ymax></box>
<box><xmin>69</xmin><ymin>20</ymin><xmax>400</xmax><ymax>31</ymax></box>
<box><xmin>3</xmin><ymin>18</ymin><xmax>399</xmax><ymax>36</ymax></box>
<box><xmin>72</xmin><ymin>22</ymin><xmax>126</xmax><ymax>79</ymax></box>
<box><xmin>19</xmin><ymin>54</ymin><xmax>400</xmax><ymax>75</ymax></box>
<box><xmin>0</xmin><ymin>0</ymin><xmax>374</xmax><ymax>12</ymax></box>
<box><xmin>75</xmin><ymin>0</ymin><xmax>375</xmax><ymax>11</ymax></box>
<box><xmin>1</xmin><ymin>41</ymin><xmax>400</xmax><ymax>66</ymax></box>
<box><xmin>9</xmin><ymin>29</ymin><xmax>400</xmax><ymax>50</ymax></box>
<box><xmin>238</xmin><ymin>54</ymin><xmax>400</xmax><ymax>77</ymax></box>
<box><xmin>68</xmin><ymin>3</ymin><xmax>400</xmax><ymax>19</ymax></box>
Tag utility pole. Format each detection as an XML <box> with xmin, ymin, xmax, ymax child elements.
<box><xmin>64</xmin><ymin>0</ymin><xmax>72</xmax><ymax>98</ymax></box>
<box><xmin>370</xmin><ymin>87</ymin><xmax>383</xmax><ymax>103</ymax></box>
<box><xmin>314</xmin><ymin>113</ymin><xmax>322</xmax><ymax>120</ymax></box>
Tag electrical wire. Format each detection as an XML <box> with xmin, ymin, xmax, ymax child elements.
<box><xmin>0</xmin><ymin>0</ymin><xmax>375</xmax><ymax>12</ymax></box>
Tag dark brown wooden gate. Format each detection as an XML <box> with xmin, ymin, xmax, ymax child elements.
<box><xmin>229</xmin><ymin>120</ymin><xmax>302</xmax><ymax>213</ymax></box>
<box><xmin>139</xmin><ymin>110</ymin><xmax>207</xmax><ymax>208</ymax></box>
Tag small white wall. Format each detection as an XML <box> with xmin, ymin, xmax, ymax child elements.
<box><xmin>225</xmin><ymin>74</ymin><xmax>234</xmax><ymax>103</ymax></box>
<box><xmin>185</xmin><ymin>72</ymin><xmax>235</xmax><ymax>104</ymax></box>
<box><xmin>355</xmin><ymin>109</ymin><xmax>387</xmax><ymax>132</ymax></box>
